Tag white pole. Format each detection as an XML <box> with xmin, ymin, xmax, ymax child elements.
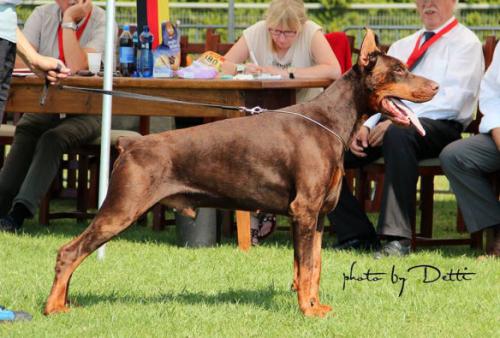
<box><xmin>97</xmin><ymin>0</ymin><xmax>116</xmax><ymax>260</ymax></box>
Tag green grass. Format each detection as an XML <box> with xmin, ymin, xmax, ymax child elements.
<box><xmin>1</xmin><ymin>191</ymin><xmax>499</xmax><ymax>337</ymax></box>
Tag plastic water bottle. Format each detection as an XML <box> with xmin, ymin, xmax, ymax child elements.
<box><xmin>138</xmin><ymin>25</ymin><xmax>154</xmax><ymax>77</ymax></box>
<box><xmin>118</xmin><ymin>25</ymin><xmax>134</xmax><ymax>77</ymax></box>
<box><xmin>132</xmin><ymin>30</ymin><xmax>139</xmax><ymax>76</ymax></box>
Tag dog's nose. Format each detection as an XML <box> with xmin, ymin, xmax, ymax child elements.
<box><xmin>429</xmin><ymin>81</ymin><xmax>439</xmax><ymax>92</ymax></box>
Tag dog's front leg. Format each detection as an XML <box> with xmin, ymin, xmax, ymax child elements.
<box><xmin>309</xmin><ymin>215</ymin><xmax>332</xmax><ymax>315</ymax></box>
<box><xmin>291</xmin><ymin>257</ymin><xmax>299</xmax><ymax>292</ymax></box>
<box><xmin>291</xmin><ymin>200</ymin><xmax>332</xmax><ymax>317</ymax></box>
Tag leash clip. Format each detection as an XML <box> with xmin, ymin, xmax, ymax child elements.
<box><xmin>40</xmin><ymin>63</ymin><xmax>63</xmax><ymax>106</ymax></box>
<box><xmin>240</xmin><ymin>106</ymin><xmax>265</xmax><ymax>115</ymax></box>
<box><xmin>40</xmin><ymin>79</ymin><xmax>50</xmax><ymax>106</ymax></box>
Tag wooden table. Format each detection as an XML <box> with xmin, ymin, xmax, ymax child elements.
<box><xmin>6</xmin><ymin>76</ymin><xmax>332</xmax><ymax>250</ymax></box>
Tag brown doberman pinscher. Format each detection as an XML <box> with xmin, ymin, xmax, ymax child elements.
<box><xmin>44</xmin><ymin>30</ymin><xmax>438</xmax><ymax>317</ymax></box>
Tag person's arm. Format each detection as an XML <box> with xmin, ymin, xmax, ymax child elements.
<box><xmin>221</xmin><ymin>36</ymin><xmax>256</xmax><ymax>74</ymax></box>
<box><xmin>15</xmin><ymin>27</ymin><xmax>69</xmax><ymax>83</ymax></box>
<box><xmin>61</xmin><ymin>0</ymin><xmax>94</xmax><ymax>72</ymax></box>
<box><xmin>15</xmin><ymin>5</ymin><xmax>41</xmax><ymax>69</ymax></box>
<box><xmin>291</xmin><ymin>30</ymin><xmax>341</xmax><ymax>79</ymax></box>
<box><xmin>258</xmin><ymin>30</ymin><xmax>341</xmax><ymax>79</ymax></box>
<box><xmin>491</xmin><ymin>128</ymin><xmax>500</xmax><ymax>151</ymax></box>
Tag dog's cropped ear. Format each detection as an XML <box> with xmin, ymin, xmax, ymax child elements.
<box><xmin>358</xmin><ymin>28</ymin><xmax>381</xmax><ymax>69</ymax></box>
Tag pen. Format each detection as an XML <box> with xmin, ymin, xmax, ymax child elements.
<box><xmin>249</xmin><ymin>50</ymin><xmax>258</xmax><ymax>66</ymax></box>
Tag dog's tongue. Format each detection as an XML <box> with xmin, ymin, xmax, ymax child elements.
<box><xmin>391</xmin><ymin>98</ymin><xmax>426</xmax><ymax>136</ymax></box>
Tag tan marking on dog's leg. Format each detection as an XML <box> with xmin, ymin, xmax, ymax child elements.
<box><xmin>310</xmin><ymin>222</ymin><xmax>333</xmax><ymax>315</ymax></box>
<box><xmin>290</xmin><ymin>198</ymin><xmax>331</xmax><ymax>317</ymax></box>
<box><xmin>45</xmin><ymin>211</ymin><xmax>147</xmax><ymax>315</ymax></box>
<box><xmin>291</xmin><ymin>256</ymin><xmax>299</xmax><ymax>292</ymax></box>
<box><xmin>44</xmin><ymin>248</ymin><xmax>88</xmax><ymax>315</ymax></box>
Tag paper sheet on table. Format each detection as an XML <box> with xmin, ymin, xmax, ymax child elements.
<box><xmin>13</xmin><ymin>68</ymin><xmax>35</xmax><ymax>77</ymax></box>
<box><xmin>233</xmin><ymin>73</ymin><xmax>282</xmax><ymax>80</ymax></box>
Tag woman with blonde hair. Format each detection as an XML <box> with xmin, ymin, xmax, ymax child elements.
<box><xmin>224</xmin><ymin>0</ymin><xmax>341</xmax><ymax>245</ymax></box>
<box><xmin>224</xmin><ymin>0</ymin><xmax>341</xmax><ymax>102</ymax></box>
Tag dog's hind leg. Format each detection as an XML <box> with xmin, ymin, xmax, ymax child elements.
<box><xmin>290</xmin><ymin>196</ymin><xmax>332</xmax><ymax>318</ymax></box>
<box><xmin>44</xmin><ymin>164</ymin><xmax>164</xmax><ymax>315</ymax></box>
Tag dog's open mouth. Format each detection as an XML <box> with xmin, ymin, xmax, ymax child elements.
<box><xmin>381</xmin><ymin>97</ymin><xmax>426</xmax><ymax>136</ymax></box>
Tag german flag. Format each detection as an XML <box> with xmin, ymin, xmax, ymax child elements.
<box><xmin>136</xmin><ymin>0</ymin><xmax>170</xmax><ymax>49</ymax></box>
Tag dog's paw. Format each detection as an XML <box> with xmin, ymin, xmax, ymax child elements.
<box><xmin>302</xmin><ymin>303</ymin><xmax>333</xmax><ymax>318</ymax></box>
<box><xmin>43</xmin><ymin>304</ymin><xmax>70</xmax><ymax>316</ymax></box>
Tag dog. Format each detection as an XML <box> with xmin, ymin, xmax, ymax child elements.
<box><xmin>44</xmin><ymin>30</ymin><xmax>438</xmax><ymax>317</ymax></box>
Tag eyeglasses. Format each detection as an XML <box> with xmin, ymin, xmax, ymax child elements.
<box><xmin>268</xmin><ymin>28</ymin><xmax>297</xmax><ymax>38</ymax></box>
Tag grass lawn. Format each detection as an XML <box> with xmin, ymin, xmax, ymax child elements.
<box><xmin>1</xmin><ymin>190</ymin><xmax>499</xmax><ymax>337</ymax></box>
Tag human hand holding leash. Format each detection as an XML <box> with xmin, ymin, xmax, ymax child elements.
<box><xmin>35</xmin><ymin>57</ymin><xmax>70</xmax><ymax>84</ymax></box>
<box><xmin>15</xmin><ymin>27</ymin><xmax>70</xmax><ymax>84</ymax></box>
<box><xmin>350</xmin><ymin>126</ymin><xmax>370</xmax><ymax>157</ymax></box>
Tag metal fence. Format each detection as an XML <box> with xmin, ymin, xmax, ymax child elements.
<box><xmin>17</xmin><ymin>1</ymin><xmax>500</xmax><ymax>44</ymax></box>
<box><xmin>344</xmin><ymin>26</ymin><xmax>500</xmax><ymax>47</ymax></box>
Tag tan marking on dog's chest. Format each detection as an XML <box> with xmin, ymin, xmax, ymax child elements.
<box><xmin>329</xmin><ymin>168</ymin><xmax>343</xmax><ymax>191</ymax></box>
<box><xmin>320</xmin><ymin>168</ymin><xmax>344</xmax><ymax>215</ymax></box>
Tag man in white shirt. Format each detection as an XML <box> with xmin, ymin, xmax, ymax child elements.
<box><xmin>327</xmin><ymin>0</ymin><xmax>484</xmax><ymax>256</ymax></box>
<box><xmin>440</xmin><ymin>43</ymin><xmax>500</xmax><ymax>257</ymax></box>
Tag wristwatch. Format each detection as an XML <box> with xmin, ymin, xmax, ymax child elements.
<box><xmin>236</xmin><ymin>64</ymin><xmax>246</xmax><ymax>74</ymax></box>
<box><xmin>61</xmin><ymin>21</ymin><xmax>77</xmax><ymax>31</ymax></box>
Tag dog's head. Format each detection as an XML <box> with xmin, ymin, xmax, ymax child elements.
<box><xmin>354</xmin><ymin>29</ymin><xmax>439</xmax><ymax>136</ymax></box>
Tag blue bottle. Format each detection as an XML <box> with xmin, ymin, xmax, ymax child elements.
<box><xmin>138</xmin><ymin>25</ymin><xmax>154</xmax><ymax>77</ymax></box>
<box><xmin>118</xmin><ymin>25</ymin><xmax>134</xmax><ymax>77</ymax></box>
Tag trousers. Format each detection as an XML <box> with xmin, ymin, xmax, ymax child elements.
<box><xmin>0</xmin><ymin>113</ymin><xmax>100</xmax><ymax>216</ymax></box>
<box><xmin>0</xmin><ymin>37</ymin><xmax>16</xmax><ymax>121</ymax></box>
<box><xmin>440</xmin><ymin>134</ymin><xmax>500</xmax><ymax>233</ymax></box>
<box><xmin>328</xmin><ymin>118</ymin><xmax>462</xmax><ymax>241</ymax></box>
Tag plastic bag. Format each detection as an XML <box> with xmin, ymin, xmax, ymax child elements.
<box><xmin>176</xmin><ymin>60</ymin><xmax>218</xmax><ymax>79</ymax></box>
<box><xmin>176</xmin><ymin>51</ymin><xmax>225</xmax><ymax>79</ymax></box>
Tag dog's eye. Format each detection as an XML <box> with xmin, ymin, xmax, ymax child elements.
<box><xmin>394</xmin><ymin>67</ymin><xmax>406</xmax><ymax>75</ymax></box>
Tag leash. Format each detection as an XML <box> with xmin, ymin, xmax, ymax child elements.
<box><xmin>58</xmin><ymin>85</ymin><xmax>348</xmax><ymax>151</ymax></box>
<box><xmin>245</xmin><ymin>107</ymin><xmax>348</xmax><ymax>151</ymax></box>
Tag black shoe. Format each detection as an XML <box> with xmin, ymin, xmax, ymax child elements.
<box><xmin>0</xmin><ymin>215</ymin><xmax>21</xmax><ymax>233</ymax></box>
<box><xmin>374</xmin><ymin>240</ymin><xmax>411</xmax><ymax>259</ymax></box>
<box><xmin>334</xmin><ymin>237</ymin><xmax>381</xmax><ymax>251</ymax></box>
